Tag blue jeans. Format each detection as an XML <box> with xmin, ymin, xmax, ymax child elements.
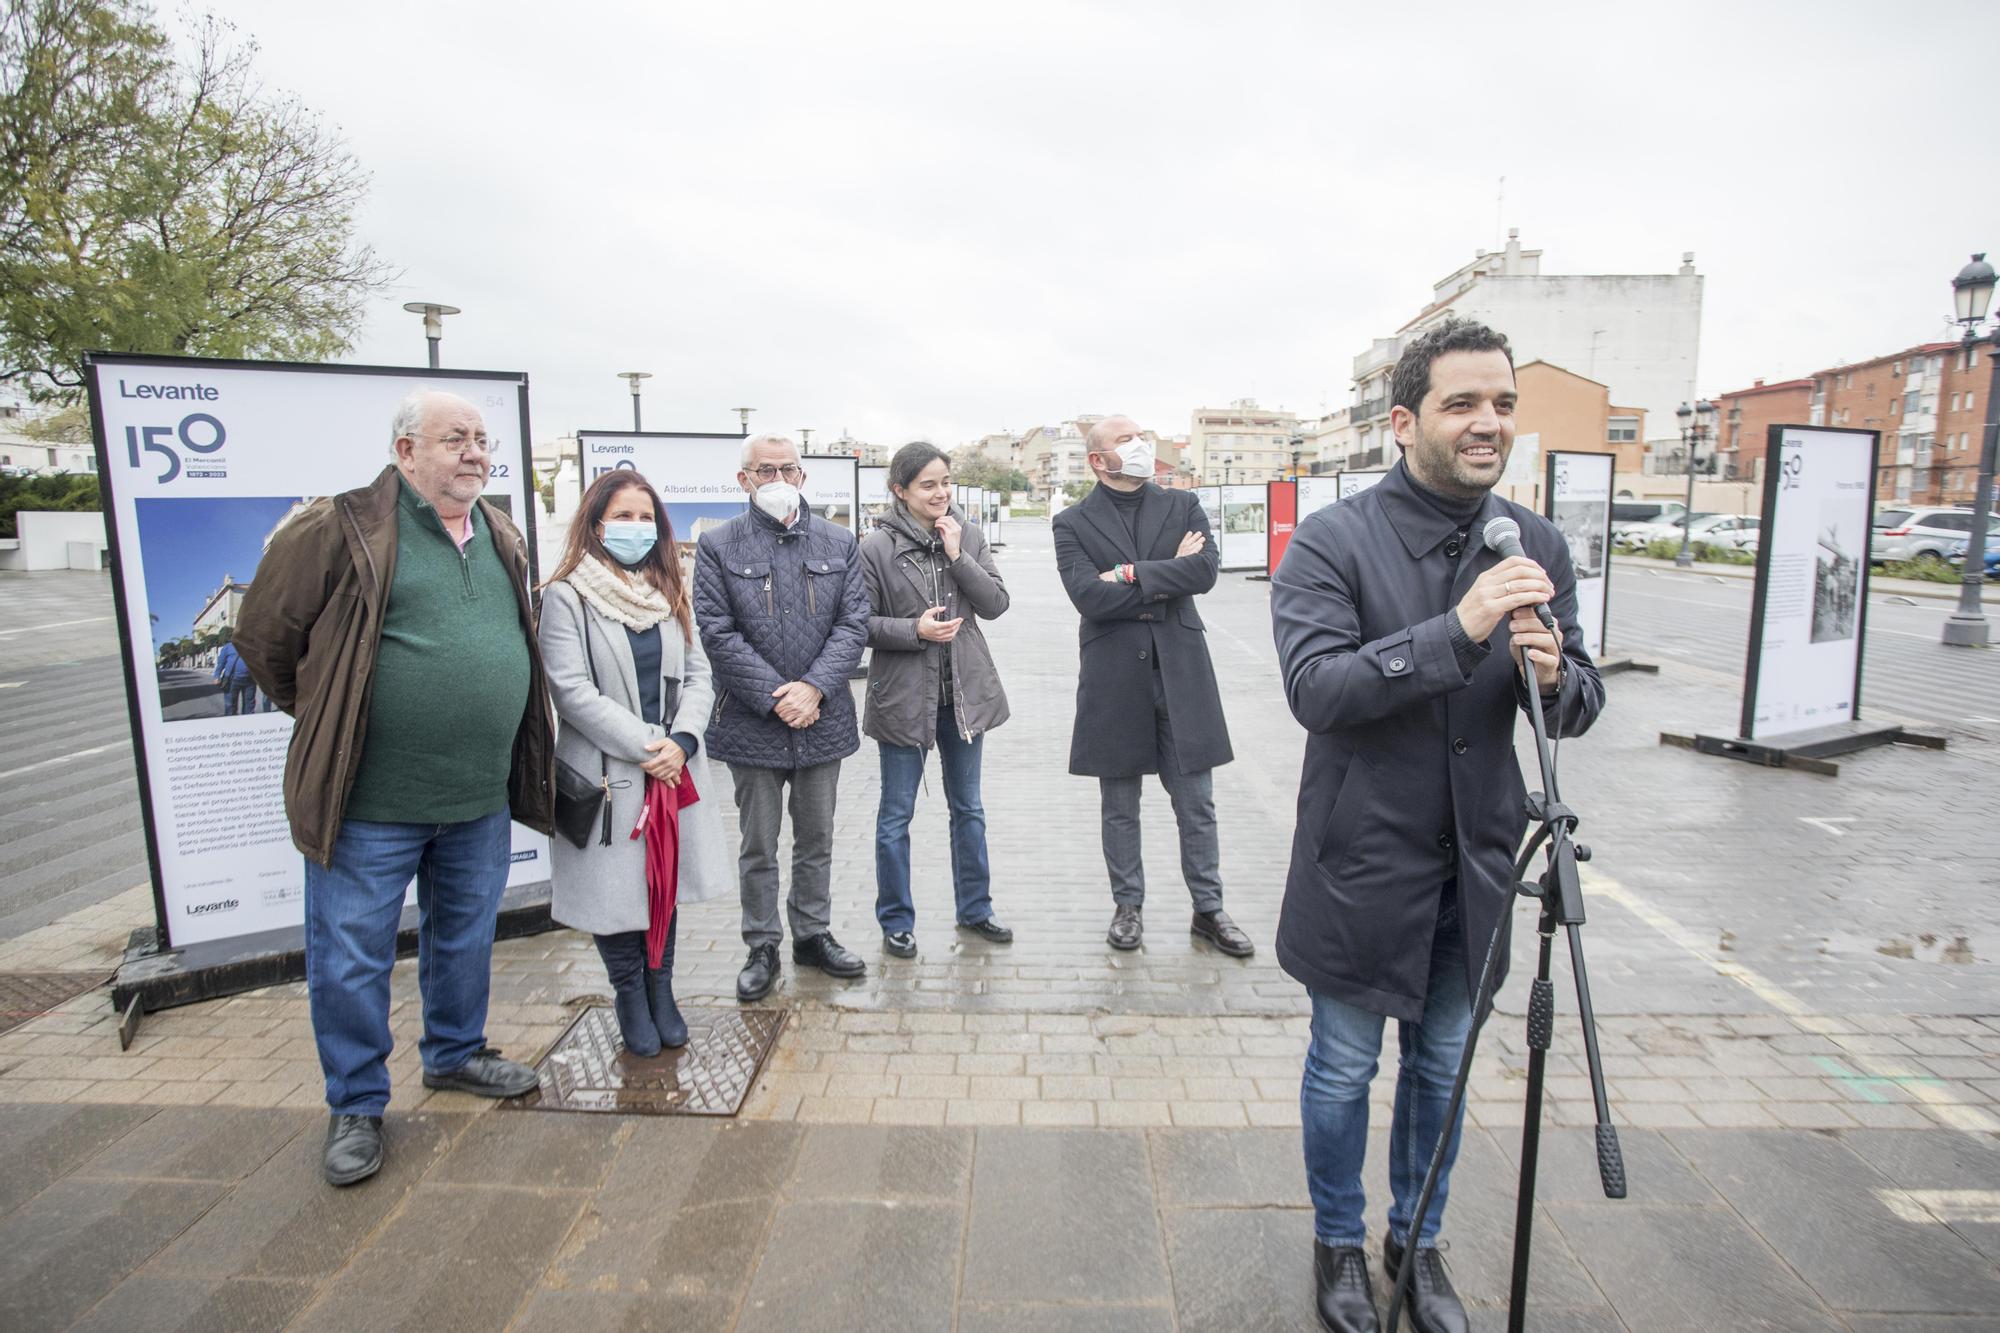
<box><xmin>1300</xmin><ymin>893</ymin><xmax>1474</xmax><ymax>1248</ymax></box>
<box><xmin>223</xmin><ymin>678</ymin><xmax>256</xmax><ymax>715</ymax></box>
<box><xmin>874</xmin><ymin>703</ymin><xmax>993</xmax><ymax>933</ymax></box>
<box><xmin>303</xmin><ymin>809</ymin><xmax>512</xmax><ymax>1115</ymax></box>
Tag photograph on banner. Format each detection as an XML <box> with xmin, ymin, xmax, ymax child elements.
<box><xmin>1297</xmin><ymin>474</ymin><xmax>1343</xmax><ymax>518</ymax></box>
<box><xmin>1498</xmin><ymin>431</ymin><xmax>1541</xmax><ymax>507</ymax></box>
<box><xmin>577</xmin><ymin>431</ymin><xmax>748</xmax><ymax>551</ymax></box>
<box><xmin>1218</xmin><ymin>483</ymin><xmax>1266</xmax><ymax>569</ymax></box>
<box><xmin>802</xmin><ymin>454</ymin><xmax>857</xmax><ymax>533</ymax></box>
<box><xmin>859</xmin><ymin>464</ymin><xmax>891</xmax><ymax>530</ymax></box>
<box><xmin>1544</xmin><ymin>450</ymin><xmax>1614</xmax><ymax>661</ymax></box>
<box><xmin>1337</xmin><ymin>469</ymin><xmax>1388</xmax><ymax>500</ymax></box>
<box><xmin>90</xmin><ymin>355</ymin><xmax>544</xmax><ymax>948</ymax></box>
<box><xmin>1744</xmin><ymin>426</ymin><xmax>1878</xmax><ymax>739</ymax></box>
<box><xmin>1196</xmin><ymin>485</ymin><xmax>1223</xmax><ymax>535</ymax></box>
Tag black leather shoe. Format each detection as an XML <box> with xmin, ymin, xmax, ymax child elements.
<box><xmin>422</xmin><ymin>1047</ymin><xmax>539</xmax><ymax>1098</ymax></box>
<box><xmin>793</xmin><ymin>931</ymin><xmax>866</xmax><ymax>978</ymax></box>
<box><xmin>323</xmin><ymin>1113</ymin><xmax>384</xmax><ymax>1187</ymax></box>
<box><xmin>1192</xmin><ymin>909</ymin><xmax>1256</xmax><ymax>958</ymax></box>
<box><xmin>958</xmin><ymin>917</ymin><xmax>1014</xmax><ymax>944</ymax></box>
<box><xmin>738</xmin><ymin>943</ymin><xmax>781</xmax><ymax>1002</ymax></box>
<box><xmin>1382</xmin><ymin>1236</ymin><xmax>1468</xmax><ymax>1333</ymax></box>
<box><xmin>1313</xmin><ymin>1242</ymin><xmax>1380</xmax><ymax>1333</ymax></box>
<box><xmin>883</xmin><ymin>931</ymin><xmax>917</xmax><ymax>958</ymax></box>
<box><xmin>1107</xmin><ymin>903</ymin><xmax>1143</xmax><ymax>951</ymax></box>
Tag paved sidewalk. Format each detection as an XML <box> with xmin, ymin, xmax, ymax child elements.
<box><xmin>2</xmin><ymin>523</ymin><xmax>1997</xmax><ymax>1329</ymax></box>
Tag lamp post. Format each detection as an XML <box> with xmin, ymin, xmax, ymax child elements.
<box><xmin>1290</xmin><ymin>434</ymin><xmax>1304</xmax><ymax>478</ymax></box>
<box><xmin>800</xmin><ymin>428</ymin><xmax>813</xmax><ymax>450</ymax></box>
<box><xmin>1942</xmin><ymin>252</ymin><xmax>1997</xmax><ymax>648</ymax></box>
<box><xmin>732</xmin><ymin>406</ymin><xmax>756</xmax><ymax>435</ymax></box>
<box><xmin>1223</xmin><ymin>455</ymin><xmax>1235</xmax><ymax>487</ymax></box>
<box><xmin>617</xmin><ymin>372</ymin><xmax>652</xmax><ymax>431</ymax></box>
<box><xmin>1672</xmin><ymin>399</ymin><xmax>1716</xmax><ymax>568</ymax></box>
<box><xmin>402</xmin><ymin>301</ymin><xmax>460</xmax><ymax>369</ymax></box>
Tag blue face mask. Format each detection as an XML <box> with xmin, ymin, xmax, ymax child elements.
<box><xmin>602</xmin><ymin>520</ymin><xmax>658</xmax><ymax>565</ymax></box>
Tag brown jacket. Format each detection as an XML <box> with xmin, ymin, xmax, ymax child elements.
<box><xmin>234</xmin><ymin>465</ymin><xmax>556</xmax><ymax>866</ymax></box>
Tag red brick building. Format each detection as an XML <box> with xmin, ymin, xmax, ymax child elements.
<box><xmin>1717</xmin><ymin>342</ymin><xmax>1989</xmax><ymax>505</ymax></box>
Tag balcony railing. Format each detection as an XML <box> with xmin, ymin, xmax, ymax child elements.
<box><xmin>1351</xmin><ymin>396</ymin><xmax>1389</xmax><ymax>422</ymax></box>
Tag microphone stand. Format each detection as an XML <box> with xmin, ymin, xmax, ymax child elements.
<box><xmin>1385</xmin><ymin>637</ymin><xmax>1626</xmax><ymax>1333</ymax></box>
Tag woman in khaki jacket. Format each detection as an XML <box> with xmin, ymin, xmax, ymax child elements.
<box><xmin>858</xmin><ymin>442</ymin><xmax>1011</xmax><ymax>958</ymax></box>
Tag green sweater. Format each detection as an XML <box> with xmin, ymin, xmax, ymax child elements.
<box><xmin>344</xmin><ymin>479</ymin><xmax>532</xmax><ymax>825</ymax></box>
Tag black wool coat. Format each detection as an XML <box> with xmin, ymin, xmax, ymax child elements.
<box><xmin>1053</xmin><ymin>483</ymin><xmax>1233</xmax><ymax>778</ymax></box>
<box><xmin>1268</xmin><ymin>461</ymin><xmax>1604</xmax><ymax>1023</ymax></box>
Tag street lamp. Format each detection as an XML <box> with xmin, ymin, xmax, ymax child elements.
<box><xmin>1672</xmin><ymin>399</ymin><xmax>1716</xmax><ymax>568</ymax></box>
<box><xmin>402</xmin><ymin>301</ymin><xmax>460</xmax><ymax>369</ymax></box>
<box><xmin>800</xmin><ymin>428</ymin><xmax>813</xmax><ymax>449</ymax></box>
<box><xmin>1223</xmin><ymin>455</ymin><xmax>1235</xmax><ymax>486</ymax></box>
<box><xmin>617</xmin><ymin>371</ymin><xmax>652</xmax><ymax>431</ymax></box>
<box><xmin>1942</xmin><ymin>252</ymin><xmax>1997</xmax><ymax>648</ymax></box>
<box><xmin>732</xmin><ymin>406</ymin><xmax>756</xmax><ymax>435</ymax></box>
<box><xmin>1290</xmin><ymin>434</ymin><xmax>1304</xmax><ymax>477</ymax></box>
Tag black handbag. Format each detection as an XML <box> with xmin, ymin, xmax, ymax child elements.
<box><xmin>553</xmin><ymin>618</ymin><xmax>615</xmax><ymax>849</ymax></box>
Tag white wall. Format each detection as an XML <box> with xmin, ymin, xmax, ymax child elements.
<box><xmin>0</xmin><ymin>510</ymin><xmax>109</xmax><ymax>571</ymax></box>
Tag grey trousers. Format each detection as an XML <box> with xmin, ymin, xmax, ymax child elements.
<box><xmin>1098</xmin><ymin>672</ymin><xmax>1224</xmax><ymax>914</ymax></box>
<box><xmin>731</xmin><ymin>760</ymin><xmax>841</xmax><ymax>949</ymax></box>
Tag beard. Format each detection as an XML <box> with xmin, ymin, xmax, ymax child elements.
<box><xmin>1408</xmin><ymin>423</ymin><xmax>1509</xmax><ymax>501</ymax></box>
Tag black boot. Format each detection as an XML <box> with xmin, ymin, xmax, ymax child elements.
<box><xmin>595</xmin><ymin>933</ymin><xmax>660</xmax><ymax>1057</ymax></box>
<box><xmin>647</xmin><ymin>912</ymin><xmax>687</xmax><ymax>1049</ymax></box>
<box><xmin>1313</xmin><ymin>1242</ymin><xmax>1380</xmax><ymax>1332</ymax></box>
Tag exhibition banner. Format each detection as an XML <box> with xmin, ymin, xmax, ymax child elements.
<box><xmin>1741</xmin><ymin>426</ymin><xmax>1880</xmax><ymax>740</ymax></box>
<box><xmin>802</xmin><ymin>454</ymin><xmax>858</xmax><ymax>534</ymax></box>
<box><xmin>1297</xmin><ymin>475</ymin><xmax>1342</xmax><ymax>518</ymax></box>
<box><xmin>859</xmin><ymin>464</ymin><xmax>891</xmax><ymax>531</ymax></box>
<box><xmin>87</xmin><ymin>353</ymin><xmax>546</xmax><ymax>949</ymax></box>
<box><xmin>1337</xmin><ymin>469</ymin><xmax>1388</xmax><ymax>500</ymax></box>
<box><xmin>1265</xmin><ymin>480</ymin><xmax>1297</xmax><ymax>574</ymax></box>
<box><xmin>1217</xmin><ymin>483</ymin><xmax>1266</xmax><ymax>570</ymax></box>
<box><xmin>1196</xmin><ymin>486</ymin><xmax>1223</xmax><ymax>541</ymax></box>
<box><xmin>1544</xmin><ymin>451</ymin><xmax>1614</xmax><ymax>660</ymax></box>
<box><xmin>577</xmin><ymin>430</ymin><xmax>749</xmax><ymax>551</ymax></box>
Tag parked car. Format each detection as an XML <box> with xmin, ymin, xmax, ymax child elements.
<box><xmin>1617</xmin><ymin>511</ymin><xmax>1759</xmax><ymax>551</ymax></box>
<box><xmin>1869</xmin><ymin>507</ymin><xmax>1976</xmax><ymax>564</ymax></box>
<box><xmin>1610</xmin><ymin>500</ymin><xmax>1688</xmax><ymax>540</ymax></box>
<box><xmin>1946</xmin><ymin>537</ymin><xmax>2000</xmax><ymax>579</ymax></box>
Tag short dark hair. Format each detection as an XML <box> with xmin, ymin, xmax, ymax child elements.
<box><xmin>1390</xmin><ymin>318</ymin><xmax>1514</xmax><ymax>415</ymax></box>
<box><xmin>888</xmin><ymin>440</ymin><xmax>950</xmax><ymax>492</ymax></box>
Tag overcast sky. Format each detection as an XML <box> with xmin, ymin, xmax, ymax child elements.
<box><xmin>197</xmin><ymin>0</ymin><xmax>1996</xmax><ymax>447</ymax></box>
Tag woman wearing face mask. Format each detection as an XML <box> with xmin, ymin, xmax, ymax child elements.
<box><xmin>857</xmin><ymin>442</ymin><xmax>1013</xmax><ymax>957</ymax></box>
<box><xmin>539</xmin><ymin>471</ymin><xmax>728</xmax><ymax>1055</ymax></box>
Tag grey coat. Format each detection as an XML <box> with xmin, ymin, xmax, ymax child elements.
<box><xmin>539</xmin><ymin>576</ymin><xmax>730</xmax><ymax>936</ymax></box>
<box><xmin>859</xmin><ymin>504</ymin><xmax>1010</xmax><ymax>748</ymax></box>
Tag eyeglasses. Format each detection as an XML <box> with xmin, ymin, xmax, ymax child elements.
<box><xmin>418</xmin><ymin>431</ymin><xmax>491</xmax><ymax>454</ymax></box>
<box><xmin>746</xmin><ymin>464</ymin><xmax>803</xmax><ymax>482</ymax></box>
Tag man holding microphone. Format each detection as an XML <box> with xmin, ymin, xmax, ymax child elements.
<box><xmin>1270</xmin><ymin>319</ymin><xmax>1603</xmax><ymax>1332</ymax></box>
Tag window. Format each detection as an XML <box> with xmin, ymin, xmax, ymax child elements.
<box><xmin>1607</xmin><ymin>416</ymin><xmax>1638</xmax><ymax>443</ymax></box>
<box><xmin>1891</xmin><ymin>398</ymin><xmax>1900</xmax><ymax>413</ymax></box>
<box><xmin>1966</xmin><ymin>390</ymin><xmax>1976</xmax><ymax>413</ymax></box>
<box><xmin>1893</xmin><ymin>362</ymin><xmax>1902</xmax><ymax>376</ymax></box>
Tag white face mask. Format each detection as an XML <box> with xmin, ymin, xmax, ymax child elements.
<box><xmin>1114</xmin><ymin>437</ymin><xmax>1155</xmax><ymax>479</ymax></box>
<box><xmin>754</xmin><ymin>480</ymin><xmax>800</xmax><ymax>521</ymax></box>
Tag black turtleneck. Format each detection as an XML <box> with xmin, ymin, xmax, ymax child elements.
<box><xmin>1103</xmin><ymin>481</ymin><xmax>1145</xmax><ymax>543</ymax></box>
<box><xmin>1402</xmin><ymin>465</ymin><xmax>1491</xmax><ymax>675</ymax></box>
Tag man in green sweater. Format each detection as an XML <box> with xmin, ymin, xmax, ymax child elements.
<box><xmin>237</xmin><ymin>389</ymin><xmax>556</xmax><ymax>1188</ymax></box>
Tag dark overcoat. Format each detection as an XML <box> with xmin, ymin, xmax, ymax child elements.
<box><xmin>1268</xmin><ymin>461</ymin><xmax>1604</xmax><ymax>1023</ymax></box>
<box><xmin>1052</xmin><ymin>483</ymin><xmax>1233</xmax><ymax>778</ymax></box>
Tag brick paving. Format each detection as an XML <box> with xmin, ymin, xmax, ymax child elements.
<box><xmin>2</xmin><ymin>527</ymin><xmax>1998</xmax><ymax>1328</ymax></box>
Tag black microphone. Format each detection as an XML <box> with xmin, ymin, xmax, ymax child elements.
<box><xmin>1481</xmin><ymin>516</ymin><xmax>1558</xmax><ymax>635</ymax></box>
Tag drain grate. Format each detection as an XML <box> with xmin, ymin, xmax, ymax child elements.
<box><xmin>506</xmin><ymin>1005</ymin><xmax>787</xmax><ymax>1116</ymax></box>
<box><xmin>0</xmin><ymin>972</ymin><xmax>108</xmax><ymax>1037</ymax></box>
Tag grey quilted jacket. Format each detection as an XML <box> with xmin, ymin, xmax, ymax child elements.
<box><xmin>693</xmin><ymin>502</ymin><xmax>868</xmax><ymax>769</ymax></box>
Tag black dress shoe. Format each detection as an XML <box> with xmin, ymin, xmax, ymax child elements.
<box><xmin>1383</xmin><ymin>1235</ymin><xmax>1469</xmax><ymax>1333</ymax></box>
<box><xmin>323</xmin><ymin>1113</ymin><xmax>384</xmax><ymax>1187</ymax></box>
<box><xmin>883</xmin><ymin>931</ymin><xmax>918</xmax><ymax>958</ymax></box>
<box><xmin>957</xmin><ymin>917</ymin><xmax>1014</xmax><ymax>944</ymax></box>
<box><xmin>422</xmin><ymin>1047</ymin><xmax>539</xmax><ymax>1098</ymax></box>
<box><xmin>738</xmin><ymin>943</ymin><xmax>781</xmax><ymax>1002</ymax></box>
<box><xmin>793</xmin><ymin>931</ymin><xmax>866</xmax><ymax>978</ymax></box>
<box><xmin>1313</xmin><ymin>1242</ymin><xmax>1380</xmax><ymax>1333</ymax></box>
<box><xmin>1192</xmin><ymin>909</ymin><xmax>1256</xmax><ymax>958</ymax></box>
<box><xmin>1107</xmin><ymin>903</ymin><xmax>1143</xmax><ymax>951</ymax></box>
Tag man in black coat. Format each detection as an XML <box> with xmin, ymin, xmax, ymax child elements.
<box><xmin>1052</xmin><ymin>416</ymin><xmax>1254</xmax><ymax>958</ymax></box>
<box><xmin>1269</xmin><ymin>320</ymin><xmax>1604</xmax><ymax>1333</ymax></box>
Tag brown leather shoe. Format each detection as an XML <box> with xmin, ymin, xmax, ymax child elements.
<box><xmin>1192</xmin><ymin>909</ymin><xmax>1255</xmax><ymax>957</ymax></box>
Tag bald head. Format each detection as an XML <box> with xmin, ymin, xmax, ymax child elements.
<box><xmin>1085</xmin><ymin>415</ymin><xmax>1151</xmax><ymax>490</ymax></box>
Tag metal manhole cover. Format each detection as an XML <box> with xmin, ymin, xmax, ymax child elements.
<box><xmin>506</xmin><ymin>1006</ymin><xmax>787</xmax><ymax>1116</ymax></box>
<box><xmin>0</xmin><ymin>972</ymin><xmax>108</xmax><ymax>1036</ymax></box>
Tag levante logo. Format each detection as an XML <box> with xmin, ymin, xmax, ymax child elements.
<box><xmin>118</xmin><ymin>381</ymin><xmax>227</xmax><ymax>484</ymax></box>
<box><xmin>1780</xmin><ymin>450</ymin><xmax>1804</xmax><ymax>492</ymax></box>
<box><xmin>184</xmin><ymin>897</ymin><xmax>240</xmax><ymax>915</ymax></box>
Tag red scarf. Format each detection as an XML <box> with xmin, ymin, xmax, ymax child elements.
<box><xmin>631</xmin><ymin>772</ymin><xmax>700</xmax><ymax>968</ymax></box>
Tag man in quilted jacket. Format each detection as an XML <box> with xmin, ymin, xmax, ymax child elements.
<box><xmin>694</xmin><ymin>433</ymin><xmax>871</xmax><ymax>1001</ymax></box>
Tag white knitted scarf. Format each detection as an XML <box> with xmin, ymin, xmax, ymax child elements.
<box><xmin>567</xmin><ymin>554</ymin><xmax>677</xmax><ymax>630</ymax></box>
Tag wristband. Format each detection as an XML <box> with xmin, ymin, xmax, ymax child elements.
<box><xmin>1121</xmin><ymin>563</ymin><xmax>1135</xmax><ymax>584</ymax></box>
